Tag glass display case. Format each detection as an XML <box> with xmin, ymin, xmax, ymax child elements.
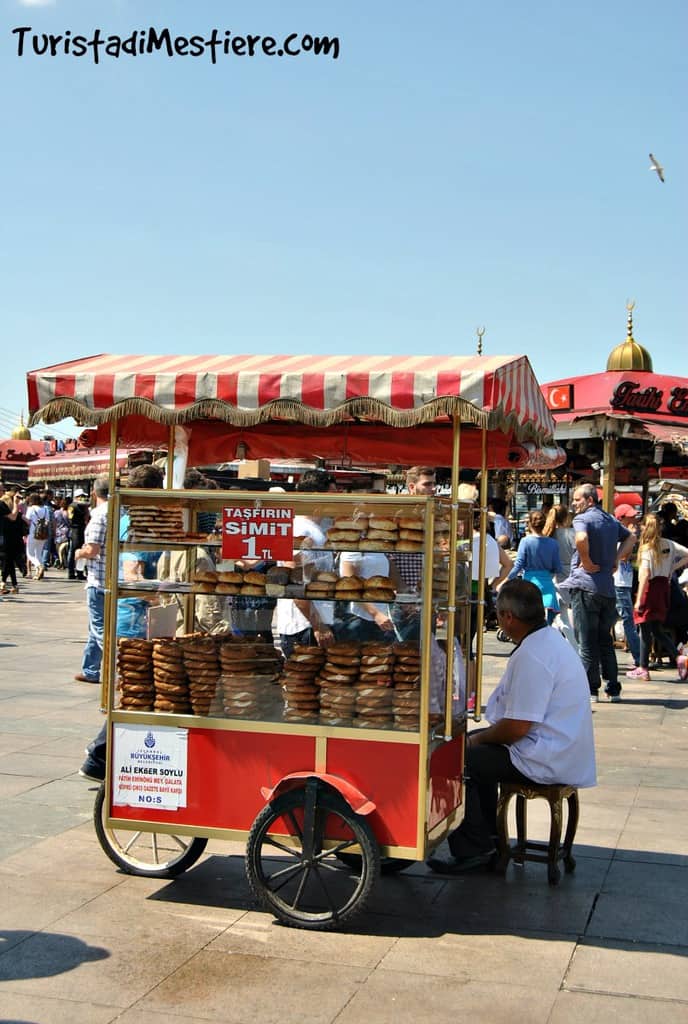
<box><xmin>106</xmin><ymin>488</ymin><xmax>473</xmax><ymax>736</ymax></box>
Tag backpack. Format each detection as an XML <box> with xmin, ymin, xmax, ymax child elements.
<box><xmin>33</xmin><ymin>513</ymin><xmax>49</xmax><ymax>541</ymax></box>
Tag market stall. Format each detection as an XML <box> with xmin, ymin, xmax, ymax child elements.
<box><xmin>542</xmin><ymin>303</ymin><xmax>688</xmax><ymax>510</ymax></box>
<box><xmin>28</xmin><ymin>351</ymin><xmax>558</xmax><ymax>929</ymax></box>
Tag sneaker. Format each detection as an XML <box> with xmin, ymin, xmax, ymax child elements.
<box><xmin>609</xmin><ymin>695</ymin><xmax>622</xmax><ymax>703</ymax></box>
<box><xmin>590</xmin><ymin>693</ymin><xmax>601</xmax><ymax>704</ymax></box>
<box><xmin>78</xmin><ymin>758</ymin><xmax>105</xmax><ymax>782</ymax></box>
<box><xmin>626</xmin><ymin>667</ymin><xmax>650</xmax><ymax>680</ymax></box>
<box><xmin>74</xmin><ymin>673</ymin><xmax>100</xmax><ymax>684</ymax></box>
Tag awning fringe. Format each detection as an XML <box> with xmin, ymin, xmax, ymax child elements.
<box><xmin>28</xmin><ymin>395</ymin><xmax>553</xmax><ymax>444</ymax></box>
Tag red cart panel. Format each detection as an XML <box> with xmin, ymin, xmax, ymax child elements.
<box><xmin>110</xmin><ymin>727</ymin><xmax>316</xmax><ymax>830</ymax></box>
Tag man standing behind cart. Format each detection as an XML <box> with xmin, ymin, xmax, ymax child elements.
<box><xmin>73</xmin><ymin>474</ymin><xmax>109</xmax><ymax>684</ymax></box>
<box><xmin>389</xmin><ymin>466</ymin><xmax>436</xmax><ymax>642</ymax></box>
<box><xmin>276</xmin><ymin>469</ymin><xmax>337</xmax><ymax>657</ymax></box>
<box><xmin>427</xmin><ymin>579</ymin><xmax>596</xmax><ymax>874</ymax></box>
<box><xmin>561</xmin><ymin>483</ymin><xmax>635</xmax><ymax>702</ymax></box>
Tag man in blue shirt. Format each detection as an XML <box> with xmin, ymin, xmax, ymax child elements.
<box><xmin>561</xmin><ymin>483</ymin><xmax>635</xmax><ymax>702</ymax></box>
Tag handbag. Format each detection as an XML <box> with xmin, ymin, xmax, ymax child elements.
<box><xmin>33</xmin><ymin>513</ymin><xmax>49</xmax><ymax>541</ymax></box>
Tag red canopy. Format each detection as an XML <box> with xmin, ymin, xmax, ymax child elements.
<box><xmin>28</xmin><ymin>352</ymin><xmax>554</xmax><ymax>436</ymax></box>
<box><xmin>27</xmin><ymin>352</ymin><xmax>560</xmax><ymax>469</ymax></box>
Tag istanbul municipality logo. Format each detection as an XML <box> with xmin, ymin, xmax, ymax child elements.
<box><xmin>144</xmin><ymin>731</ymin><xmax>156</xmax><ymax>749</ymax></box>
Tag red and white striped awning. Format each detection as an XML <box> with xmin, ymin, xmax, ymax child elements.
<box><xmin>27</xmin><ymin>352</ymin><xmax>555</xmax><ymax>443</ymax></box>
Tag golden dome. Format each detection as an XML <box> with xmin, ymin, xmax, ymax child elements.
<box><xmin>11</xmin><ymin>414</ymin><xmax>31</xmax><ymax>441</ymax></box>
<box><xmin>606</xmin><ymin>301</ymin><xmax>653</xmax><ymax>372</ymax></box>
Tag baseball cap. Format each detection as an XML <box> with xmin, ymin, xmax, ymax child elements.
<box><xmin>74</xmin><ymin>488</ymin><xmax>88</xmax><ymax>498</ymax></box>
<box><xmin>615</xmin><ymin>503</ymin><xmax>638</xmax><ymax>519</ymax></box>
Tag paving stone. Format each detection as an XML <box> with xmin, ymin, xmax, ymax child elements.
<box><xmin>336</xmin><ymin>968</ymin><xmax>557</xmax><ymax>1024</ymax></box>
<box><xmin>378</xmin><ymin>930</ymin><xmax>575</xmax><ymax>986</ymax></box>
<box><xmin>209</xmin><ymin>908</ymin><xmax>396</xmax><ymax>967</ymax></box>
<box><xmin>0</xmin><ymin>927</ymin><xmax>210</xmax><ymax>1008</ymax></box>
<box><xmin>566</xmin><ymin>939</ymin><xmax>688</xmax><ymax>1001</ymax></box>
<box><xmin>0</xmin><ymin>990</ymin><xmax>120</xmax><ymax>1024</ymax></box>
<box><xmin>138</xmin><ymin>949</ymin><xmax>366</xmax><ymax>1023</ymax></box>
<box><xmin>587</xmin><ymin>891</ymin><xmax>688</xmax><ymax>945</ymax></box>
<box><xmin>550</xmin><ymin>989</ymin><xmax>688</xmax><ymax>1022</ymax></box>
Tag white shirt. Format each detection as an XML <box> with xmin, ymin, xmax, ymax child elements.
<box><xmin>486</xmin><ymin>625</ymin><xmax>596</xmax><ymax>788</ymax></box>
<box><xmin>639</xmin><ymin>540</ymin><xmax>688</xmax><ymax>579</ymax></box>
<box><xmin>471</xmin><ymin>531</ymin><xmax>501</xmax><ymax>582</ymax></box>
<box><xmin>275</xmin><ymin>517</ymin><xmax>334</xmax><ymax>635</ymax></box>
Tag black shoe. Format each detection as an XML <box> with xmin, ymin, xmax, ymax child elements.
<box><xmin>79</xmin><ymin>757</ymin><xmax>105</xmax><ymax>782</ymax></box>
<box><xmin>426</xmin><ymin>849</ymin><xmax>496</xmax><ymax>875</ymax></box>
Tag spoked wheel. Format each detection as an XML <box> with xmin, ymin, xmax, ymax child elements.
<box><xmin>336</xmin><ymin>853</ymin><xmax>414</xmax><ymax>876</ymax></box>
<box><xmin>246</xmin><ymin>782</ymin><xmax>380</xmax><ymax>930</ymax></box>
<box><xmin>94</xmin><ymin>785</ymin><xmax>207</xmax><ymax>878</ymax></box>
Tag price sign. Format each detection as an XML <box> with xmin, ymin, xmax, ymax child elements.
<box><xmin>222</xmin><ymin>505</ymin><xmax>294</xmax><ymax>561</ymax></box>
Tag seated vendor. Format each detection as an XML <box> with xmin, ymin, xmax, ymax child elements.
<box><xmin>428</xmin><ymin>579</ymin><xmax>596</xmax><ymax>874</ymax></box>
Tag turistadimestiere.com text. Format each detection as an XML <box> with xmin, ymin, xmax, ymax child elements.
<box><xmin>11</xmin><ymin>25</ymin><xmax>341</xmax><ymax>64</ymax></box>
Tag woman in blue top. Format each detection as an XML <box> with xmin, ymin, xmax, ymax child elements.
<box><xmin>506</xmin><ymin>509</ymin><xmax>562</xmax><ymax>622</ymax></box>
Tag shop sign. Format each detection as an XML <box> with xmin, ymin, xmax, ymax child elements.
<box><xmin>521</xmin><ymin>482</ymin><xmax>568</xmax><ymax>496</ymax></box>
<box><xmin>222</xmin><ymin>504</ymin><xmax>294</xmax><ymax>560</ymax></box>
<box><xmin>112</xmin><ymin>725</ymin><xmax>188</xmax><ymax>810</ymax></box>
<box><xmin>610</xmin><ymin>381</ymin><xmax>688</xmax><ymax>418</ymax></box>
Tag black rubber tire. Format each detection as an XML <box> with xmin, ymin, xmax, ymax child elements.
<box><xmin>246</xmin><ymin>787</ymin><xmax>380</xmax><ymax>930</ymax></box>
<box><xmin>94</xmin><ymin>785</ymin><xmax>207</xmax><ymax>878</ymax></box>
<box><xmin>336</xmin><ymin>853</ymin><xmax>414</xmax><ymax>876</ymax></box>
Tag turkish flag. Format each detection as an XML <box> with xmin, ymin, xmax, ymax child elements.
<box><xmin>546</xmin><ymin>384</ymin><xmax>573</xmax><ymax>411</ymax></box>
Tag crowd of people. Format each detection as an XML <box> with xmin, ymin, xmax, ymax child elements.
<box><xmin>502</xmin><ymin>484</ymin><xmax>688</xmax><ymax>700</ymax></box>
<box><xmin>0</xmin><ymin>482</ymin><xmax>93</xmax><ymax>594</ymax></box>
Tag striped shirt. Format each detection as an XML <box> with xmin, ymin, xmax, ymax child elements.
<box><xmin>83</xmin><ymin>501</ymin><xmax>108</xmax><ymax>590</ymax></box>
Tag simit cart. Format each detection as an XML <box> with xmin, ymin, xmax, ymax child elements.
<box><xmin>27</xmin><ymin>352</ymin><xmax>561</xmax><ymax>929</ymax></box>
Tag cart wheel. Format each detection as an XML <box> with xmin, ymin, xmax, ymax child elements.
<box><xmin>336</xmin><ymin>853</ymin><xmax>414</xmax><ymax>876</ymax></box>
<box><xmin>94</xmin><ymin>785</ymin><xmax>207</xmax><ymax>878</ymax></box>
<box><xmin>246</xmin><ymin>784</ymin><xmax>380</xmax><ymax>930</ymax></box>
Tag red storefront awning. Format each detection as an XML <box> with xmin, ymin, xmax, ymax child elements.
<box><xmin>27</xmin><ymin>448</ymin><xmax>130</xmax><ymax>483</ymax></box>
<box><xmin>542</xmin><ymin>370</ymin><xmax>688</xmax><ymax>456</ymax></box>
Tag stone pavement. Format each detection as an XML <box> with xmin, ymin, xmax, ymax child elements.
<box><xmin>1</xmin><ymin>573</ymin><xmax>687</xmax><ymax>1023</ymax></box>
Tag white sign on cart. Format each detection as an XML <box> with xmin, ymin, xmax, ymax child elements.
<box><xmin>113</xmin><ymin>724</ymin><xmax>188</xmax><ymax>810</ymax></box>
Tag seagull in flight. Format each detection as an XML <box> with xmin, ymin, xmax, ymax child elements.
<box><xmin>649</xmin><ymin>153</ymin><xmax>665</xmax><ymax>183</ymax></box>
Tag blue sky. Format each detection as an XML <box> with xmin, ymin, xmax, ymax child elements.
<box><xmin>1</xmin><ymin>0</ymin><xmax>685</xmax><ymax>440</ymax></box>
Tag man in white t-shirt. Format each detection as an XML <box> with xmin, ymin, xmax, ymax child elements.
<box><xmin>428</xmin><ymin>579</ymin><xmax>596</xmax><ymax>874</ymax></box>
<box><xmin>275</xmin><ymin>472</ymin><xmax>337</xmax><ymax>658</ymax></box>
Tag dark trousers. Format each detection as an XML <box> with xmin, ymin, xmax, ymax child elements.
<box><xmin>638</xmin><ymin>620</ymin><xmax>677</xmax><ymax>669</ymax></box>
<box><xmin>449</xmin><ymin>741</ymin><xmax>531</xmax><ymax>857</ymax></box>
<box><xmin>279</xmin><ymin>627</ymin><xmax>314</xmax><ymax>660</ymax></box>
<box><xmin>88</xmin><ymin>723</ymin><xmax>108</xmax><ymax>766</ymax></box>
<box><xmin>570</xmin><ymin>588</ymin><xmax>620</xmax><ymax>696</ymax></box>
<box><xmin>2</xmin><ymin>550</ymin><xmax>17</xmax><ymax>588</ymax></box>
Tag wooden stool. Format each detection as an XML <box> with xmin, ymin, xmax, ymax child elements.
<box><xmin>494</xmin><ymin>782</ymin><xmax>579</xmax><ymax>886</ymax></box>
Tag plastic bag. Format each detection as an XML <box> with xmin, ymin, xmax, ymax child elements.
<box><xmin>430</xmin><ymin>636</ymin><xmax>466</xmax><ymax>714</ymax></box>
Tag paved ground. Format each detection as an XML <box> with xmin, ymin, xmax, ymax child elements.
<box><xmin>1</xmin><ymin>572</ymin><xmax>687</xmax><ymax>1023</ymax></box>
